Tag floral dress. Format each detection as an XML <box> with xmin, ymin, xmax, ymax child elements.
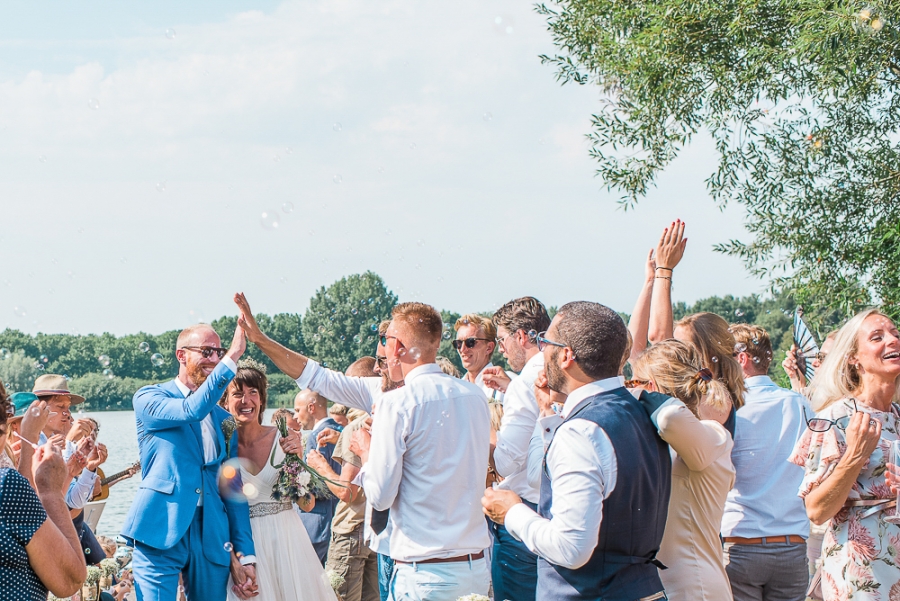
<box><xmin>789</xmin><ymin>399</ymin><xmax>900</xmax><ymax>601</ymax></box>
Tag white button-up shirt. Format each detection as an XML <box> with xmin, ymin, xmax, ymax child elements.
<box><xmin>361</xmin><ymin>363</ymin><xmax>491</xmax><ymax>562</ymax></box>
<box><xmin>492</xmin><ymin>352</ymin><xmax>543</xmax><ymax>503</ymax></box>
<box><xmin>505</xmin><ymin>378</ymin><xmax>622</xmax><ymax>569</ymax></box>
<box><xmin>295</xmin><ymin>359</ymin><xmax>384</xmax><ymax>415</ymax></box>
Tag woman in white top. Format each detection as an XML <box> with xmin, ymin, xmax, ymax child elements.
<box><xmin>630</xmin><ymin>339</ymin><xmax>735</xmax><ymax>601</ymax></box>
<box><xmin>219</xmin><ymin>361</ymin><xmax>337</xmax><ymax>601</ymax></box>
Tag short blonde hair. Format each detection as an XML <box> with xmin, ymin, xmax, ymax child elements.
<box><xmin>632</xmin><ymin>339</ymin><xmax>733</xmax><ymax>415</ymax></box>
<box><xmin>392</xmin><ymin>303</ymin><xmax>443</xmax><ymax>348</ymax></box>
<box><xmin>455</xmin><ymin>314</ymin><xmax>497</xmax><ymax>341</ymax></box>
<box><xmin>809</xmin><ymin>309</ymin><xmax>900</xmax><ymax>412</ymax></box>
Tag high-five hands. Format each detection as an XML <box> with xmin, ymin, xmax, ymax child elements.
<box><xmin>234</xmin><ymin>293</ymin><xmax>264</xmax><ymax>346</ymax></box>
<box><xmin>656</xmin><ymin>219</ymin><xmax>687</xmax><ymax>271</ymax></box>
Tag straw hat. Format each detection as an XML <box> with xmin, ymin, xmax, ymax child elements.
<box><xmin>32</xmin><ymin>374</ymin><xmax>85</xmax><ymax>405</ymax></box>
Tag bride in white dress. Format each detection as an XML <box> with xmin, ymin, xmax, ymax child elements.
<box><xmin>220</xmin><ymin>362</ymin><xmax>338</xmax><ymax>601</ymax></box>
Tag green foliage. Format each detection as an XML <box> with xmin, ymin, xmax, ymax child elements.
<box><xmin>301</xmin><ymin>272</ymin><xmax>398</xmax><ymax>372</ymax></box>
<box><xmin>0</xmin><ymin>349</ymin><xmax>41</xmax><ymax>393</ymax></box>
<box><xmin>538</xmin><ymin>0</ymin><xmax>900</xmax><ymax>319</ymax></box>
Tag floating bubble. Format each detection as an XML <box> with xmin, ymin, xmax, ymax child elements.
<box><xmin>313</xmin><ymin>334</ymin><xmax>321</xmax><ymax>341</ymax></box>
<box><xmin>88</xmin><ymin>98</ymin><xmax>100</xmax><ymax>110</ymax></box>
<box><xmin>151</xmin><ymin>353</ymin><xmax>165</xmax><ymax>367</ymax></box>
<box><xmin>285</xmin><ymin>147</ymin><xmax>293</xmax><ymax>154</ymax></box>
<box><xmin>39</xmin><ymin>155</ymin><xmax>47</xmax><ymax>163</ymax></box>
<box><xmin>339</xmin><ymin>335</ymin><xmax>346</xmax><ymax>342</ymax></box>
<box><xmin>0</xmin><ymin>348</ymin><xmax>8</xmax><ymax>359</ymax></box>
<box><xmin>280</xmin><ymin>277</ymin><xmax>288</xmax><ymax>284</ymax></box>
<box><xmin>483</xmin><ymin>112</ymin><xmax>493</xmax><ymax>121</ymax></box>
<box><xmin>351</xmin><ymin>308</ymin><xmax>358</xmax><ymax>315</ymax></box>
<box><xmin>333</xmin><ymin>122</ymin><xmax>342</xmax><ymax>132</ymax></box>
<box><xmin>102</xmin><ymin>368</ymin><xmax>114</xmax><ymax>379</ymax></box>
<box><xmin>34</xmin><ymin>362</ymin><xmax>44</xmax><ymax>371</ymax></box>
<box><xmin>353</xmin><ymin>335</ymin><xmax>361</xmax><ymax>344</ymax></box>
<box><xmin>333</xmin><ymin>174</ymin><xmax>342</xmax><ymax>184</ymax></box>
<box><xmin>318</xmin><ymin>325</ymin><xmax>326</xmax><ymax>333</ymax></box>
<box><xmin>734</xmin><ymin>309</ymin><xmax>744</xmax><ymax>317</ymax></box>
<box><xmin>752</xmin><ymin>338</ymin><xmax>759</xmax><ymax>345</ymax></box>
<box><xmin>13</xmin><ymin>306</ymin><xmax>26</xmax><ymax>318</ymax></box>
<box><xmin>711</xmin><ymin>356</ymin><xmax>719</xmax><ymax>363</ymax></box>
<box><xmin>409</xmin><ymin>348</ymin><xmax>422</xmax><ymax>360</ymax></box>
<box><xmin>734</xmin><ymin>343</ymin><xmax>747</xmax><ymax>354</ymax></box>
<box><xmin>442</xmin><ymin>331</ymin><xmax>451</xmax><ymax>341</ymax></box>
<box><xmin>282</xmin><ymin>202</ymin><xmax>294</xmax><ymax>214</ymax></box>
<box><xmin>39</xmin><ymin>354</ymin><xmax>48</xmax><ymax>363</ymax></box>
<box><xmin>165</xmin><ymin>28</ymin><xmax>176</xmax><ymax>40</ymax></box>
<box><xmin>415</xmin><ymin>263</ymin><xmax>422</xmax><ymax>270</ymax></box>
<box><xmin>139</xmin><ymin>342</ymin><xmax>150</xmax><ymax>353</ymax></box>
<box><xmin>156</xmin><ymin>182</ymin><xmax>166</xmax><ymax>193</ymax></box>
<box><xmin>242</xmin><ymin>483</ymin><xmax>258</xmax><ymax>499</ymax></box>
<box><xmin>85</xmin><ymin>548</ymin><xmax>92</xmax><ymax>555</ymax></box>
<box><xmin>409</xmin><ymin>142</ymin><xmax>417</xmax><ymax>150</ymax></box>
<box><xmin>98</xmin><ymin>354</ymin><xmax>111</xmax><ymax>367</ymax></box>
<box><xmin>370</xmin><ymin>324</ymin><xmax>378</xmax><ymax>332</ymax></box>
<box><xmin>32</xmin><ymin>407</ymin><xmax>41</xmax><ymax>416</ymax></box>
<box><xmin>223</xmin><ymin>542</ymin><xmax>233</xmax><ymax>552</ymax></box>
<box><xmin>260</xmin><ymin>210</ymin><xmax>280</xmax><ymax>230</ymax></box>
<box><xmin>273</xmin><ymin>155</ymin><xmax>280</xmax><ymax>162</ymax></box>
<box><xmin>752</xmin><ymin>356</ymin><xmax>761</xmax><ymax>364</ymax></box>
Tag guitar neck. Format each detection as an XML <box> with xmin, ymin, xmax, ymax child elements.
<box><xmin>101</xmin><ymin>465</ymin><xmax>137</xmax><ymax>486</ymax></box>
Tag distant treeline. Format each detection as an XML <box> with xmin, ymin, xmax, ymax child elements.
<box><xmin>0</xmin><ymin>272</ymin><xmax>830</xmax><ymax>410</ymax></box>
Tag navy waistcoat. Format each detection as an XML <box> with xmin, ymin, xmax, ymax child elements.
<box><xmin>537</xmin><ymin>387</ymin><xmax>671</xmax><ymax>601</ymax></box>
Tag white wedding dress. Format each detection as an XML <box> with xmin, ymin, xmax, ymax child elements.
<box><xmin>227</xmin><ymin>438</ymin><xmax>338</xmax><ymax>601</ymax></box>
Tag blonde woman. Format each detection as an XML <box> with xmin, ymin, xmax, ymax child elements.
<box><xmin>789</xmin><ymin>309</ymin><xmax>900</xmax><ymax>600</ymax></box>
<box><xmin>630</xmin><ymin>339</ymin><xmax>735</xmax><ymax>601</ymax></box>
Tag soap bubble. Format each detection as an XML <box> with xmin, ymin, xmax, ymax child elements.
<box><xmin>151</xmin><ymin>353</ymin><xmax>165</xmax><ymax>367</ymax></box>
<box><xmin>442</xmin><ymin>331</ymin><xmax>451</xmax><ymax>340</ymax></box>
<box><xmin>370</xmin><ymin>324</ymin><xmax>378</xmax><ymax>332</ymax></box>
<box><xmin>333</xmin><ymin>174</ymin><xmax>342</xmax><ymax>184</ymax></box>
<box><xmin>98</xmin><ymin>354</ymin><xmax>111</xmax><ymax>367</ymax></box>
<box><xmin>734</xmin><ymin>309</ymin><xmax>745</xmax><ymax>317</ymax></box>
<box><xmin>483</xmin><ymin>112</ymin><xmax>493</xmax><ymax>121</ymax></box>
<box><xmin>318</xmin><ymin>325</ymin><xmax>326</xmax><ymax>333</ymax></box>
<box><xmin>260</xmin><ymin>210</ymin><xmax>280</xmax><ymax>230</ymax></box>
<box><xmin>282</xmin><ymin>202</ymin><xmax>294</xmax><ymax>214</ymax></box>
<box><xmin>409</xmin><ymin>142</ymin><xmax>417</xmax><ymax>150</ymax></box>
<box><xmin>734</xmin><ymin>343</ymin><xmax>747</xmax><ymax>354</ymax></box>
<box><xmin>88</xmin><ymin>98</ymin><xmax>100</xmax><ymax>110</ymax></box>
<box><xmin>333</xmin><ymin>122</ymin><xmax>342</xmax><ymax>132</ymax></box>
<box><xmin>752</xmin><ymin>357</ymin><xmax>761</xmax><ymax>364</ymax></box>
<box><xmin>102</xmin><ymin>368</ymin><xmax>114</xmax><ymax>379</ymax></box>
<box><xmin>339</xmin><ymin>335</ymin><xmax>346</xmax><ymax>341</ymax></box>
<box><xmin>85</xmin><ymin>548</ymin><xmax>92</xmax><ymax>555</ymax></box>
<box><xmin>752</xmin><ymin>338</ymin><xmax>759</xmax><ymax>345</ymax></box>
<box><xmin>223</xmin><ymin>542</ymin><xmax>233</xmax><ymax>552</ymax></box>
<box><xmin>0</xmin><ymin>348</ymin><xmax>8</xmax><ymax>359</ymax></box>
<box><xmin>39</xmin><ymin>354</ymin><xmax>48</xmax><ymax>363</ymax></box>
<box><xmin>34</xmin><ymin>362</ymin><xmax>44</xmax><ymax>371</ymax></box>
<box><xmin>165</xmin><ymin>28</ymin><xmax>176</xmax><ymax>40</ymax></box>
<box><xmin>156</xmin><ymin>182</ymin><xmax>166</xmax><ymax>193</ymax></box>
<box><xmin>39</xmin><ymin>155</ymin><xmax>47</xmax><ymax>163</ymax></box>
<box><xmin>351</xmin><ymin>308</ymin><xmax>359</xmax><ymax>315</ymax></box>
<box><xmin>285</xmin><ymin>147</ymin><xmax>293</xmax><ymax>155</ymax></box>
<box><xmin>139</xmin><ymin>342</ymin><xmax>150</xmax><ymax>353</ymax></box>
<box><xmin>218</xmin><ymin>458</ymin><xmax>254</xmax><ymax>501</ymax></box>
<box><xmin>353</xmin><ymin>335</ymin><xmax>361</xmax><ymax>344</ymax></box>
<box><xmin>13</xmin><ymin>306</ymin><xmax>26</xmax><ymax>318</ymax></box>
<box><xmin>711</xmin><ymin>356</ymin><xmax>719</xmax><ymax>363</ymax></box>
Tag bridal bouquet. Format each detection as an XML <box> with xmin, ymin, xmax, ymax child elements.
<box><xmin>269</xmin><ymin>414</ymin><xmax>334</xmax><ymax>504</ymax></box>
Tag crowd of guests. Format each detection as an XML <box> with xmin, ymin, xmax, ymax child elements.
<box><xmin>3</xmin><ymin>218</ymin><xmax>900</xmax><ymax>601</ymax></box>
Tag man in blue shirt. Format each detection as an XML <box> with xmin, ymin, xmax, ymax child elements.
<box><xmin>722</xmin><ymin>324</ymin><xmax>810</xmax><ymax>601</ymax></box>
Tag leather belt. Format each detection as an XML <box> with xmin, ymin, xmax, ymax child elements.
<box><xmin>723</xmin><ymin>535</ymin><xmax>805</xmax><ymax>545</ymax></box>
<box><xmin>395</xmin><ymin>551</ymin><xmax>485</xmax><ymax>565</ymax></box>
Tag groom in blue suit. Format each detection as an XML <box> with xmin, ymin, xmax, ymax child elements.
<box><xmin>122</xmin><ymin>323</ymin><xmax>258</xmax><ymax>601</ymax></box>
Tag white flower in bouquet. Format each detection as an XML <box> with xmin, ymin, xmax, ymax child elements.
<box><xmin>297</xmin><ymin>470</ymin><xmax>311</xmax><ymax>487</ymax></box>
<box><xmin>326</xmin><ymin>569</ymin><xmax>346</xmax><ymax>591</ymax></box>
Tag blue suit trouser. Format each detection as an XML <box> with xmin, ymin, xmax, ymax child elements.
<box><xmin>491</xmin><ymin>500</ymin><xmax>538</xmax><ymax>601</ymax></box>
<box><xmin>132</xmin><ymin>506</ymin><xmax>230</xmax><ymax>601</ymax></box>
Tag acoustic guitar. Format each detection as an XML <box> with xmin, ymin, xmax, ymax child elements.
<box><xmin>91</xmin><ymin>461</ymin><xmax>140</xmax><ymax>501</ymax></box>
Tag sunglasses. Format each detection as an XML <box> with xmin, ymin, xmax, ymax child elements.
<box><xmin>379</xmin><ymin>335</ymin><xmax>400</xmax><ymax>347</ymax></box>
<box><xmin>452</xmin><ymin>337</ymin><xmax>494</xmax><ymax>350</ymax></box>
<box><xmin>804</xmin><ymin>398</ymin><xmax>856</xmax><ymax>432</ymax></box>
<box><xmin>181</xmin><ymin>346</ymin><xmax>227</xmax><ymax>359</ymax></box>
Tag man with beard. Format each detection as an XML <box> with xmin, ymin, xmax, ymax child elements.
<box><xmin>480</xmin><ymin>297</ymin><xmax>551</xmax><ymax>601</ymax></box>
<box><xmin>482</xmin><ymin>302</ymin><xmax>671</xmax><ymax>601</ymax></box>
<box><xmin>122</xmin><ymin>323</ymin><xmax>257</xmax><ymax>601</ymax></box>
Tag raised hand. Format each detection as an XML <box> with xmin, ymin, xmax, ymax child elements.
<box><xmin>349</xmin><ymin>427</ymin><xmax>372</xmax><ymax>464</ymax></box>
<box><xmin>19</xmin><ymin>400</ymin><xmax>49</xmax><ymax>444</ymax></box>
<box><xmin>234</xmin><ymin>293</ymin><xmax>264</xmax><ymax>345</ymax></box>
<box><xmin>482</xmin><ymin>366</ymin><xmax>512</xmax><ymax>394</ymax></box>
<box><xmin>34</xmin><ymin>443</ymin><xmax>68</xmax><ymax>495</ymax></box>
<box><xmin>86</xmin><ymin>442</ymin><xmax>108</xmax><ymax>472</ymax></box>
<box><xmin>66</xmin><ymin>418</ymin><xmax>94</xmax><ymax>443</ymax></box>
<box><xmin>226</xmin><ymin>323</ymin><xmax>247</xmax><ymax>364</ymax></box>
<box><xmin>644</xmin><ymin>249</ymin><xmax>657</xmax><ymax>283</ymax></box>
<box><xmin>655</xmin><ymin>219</ymin><xmax>688</xmax><ymax>271</ymax></box>
<box><xmin>781</xmin><ymin>344</ymin><xmax>807</xmax><ymax>391</ymax></box>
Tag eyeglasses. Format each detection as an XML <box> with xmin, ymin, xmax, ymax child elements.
<box><xmin>374</xmin><ymin>356</ymin><xmax>388</xmax><ymax>369</ymax></box>
<box><xmin>452</xmin><ymin>338</ymin><xmax>494</xmax><ymax>350</ymax></box>
<box><xmin>496</xmin><ymin>332</ymin><xmax>515</xmax><ymax>346</ymax></box>
<box><xmin>180</xmin><ymin>346</ymin><xmax>227</xmax><ymax>359</ymax></box>
<box><xmin>804</xmin><ymin>398</ymin><xmax>857</xmax><ymax>432</ymax></box>
<box><xmin>535</xmin><ymin>331</ymin><xmax>570</xmax><ymax>353</ymax></box>
<box><xmin>624</xmin><ymin>379</ymin><xmax>650</xmax><ymax>389</ymax></box>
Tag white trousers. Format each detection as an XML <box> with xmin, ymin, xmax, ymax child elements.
<box><xmin>388</xmin><ymin>557</ymin><xmax>489</xmax><ymax>601</ymax></box>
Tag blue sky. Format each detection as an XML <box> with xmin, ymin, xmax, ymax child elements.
<box><xmin>0</xmin><ymin>0</ymin><xmax>756</xmax><ymax>336</ymax></box>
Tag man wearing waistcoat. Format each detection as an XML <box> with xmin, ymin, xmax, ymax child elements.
<box><xmin>482</xmin><ymin>301</ymin><xmax>672</xmax><ymax>601</ymax></box>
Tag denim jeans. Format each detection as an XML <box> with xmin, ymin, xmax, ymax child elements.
<box><xmin>724</xmin><ymin>541</ymin><xmax>808</xmax><ymax>601</ymax></box>
<box><xmin>491</xmin><ymin>502</ymin><xmax>538</xmax><ymax>601</ymax></box>
<box><xmin>389</xmin><ymin>558</ymin><xmax>489</xmax><ymax>601</ymax></box>
<box><xmin>378</xmin><ymin>553</ymin><xmax>395</xmax><ymax>601</ymax></box>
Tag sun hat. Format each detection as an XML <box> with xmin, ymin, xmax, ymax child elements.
<box><xmin>32</xmin><ymin>374</ymin><xmax>85</xmax><ymax>405</ymax></box>
<box><xmin>9</xmin><ymin>391</ymin><xmax>39</xmax><ymax>421</ymax></box>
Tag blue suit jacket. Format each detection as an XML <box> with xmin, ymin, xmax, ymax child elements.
<box><xmin>121</xmin><ymin>362</ymin><xmax>254</xmax><ymax>566</ymax></box>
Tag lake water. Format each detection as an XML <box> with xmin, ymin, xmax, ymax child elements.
<box><xmin>83</xmin><ymin>409</ymin><xmax>279</xmax><ymax>538</ymax></box>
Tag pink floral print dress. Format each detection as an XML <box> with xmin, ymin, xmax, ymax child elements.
<box><xmin>790</xmin><ymin>398</ymin><xmax>900</xmax><ymax>601</ymax></box>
